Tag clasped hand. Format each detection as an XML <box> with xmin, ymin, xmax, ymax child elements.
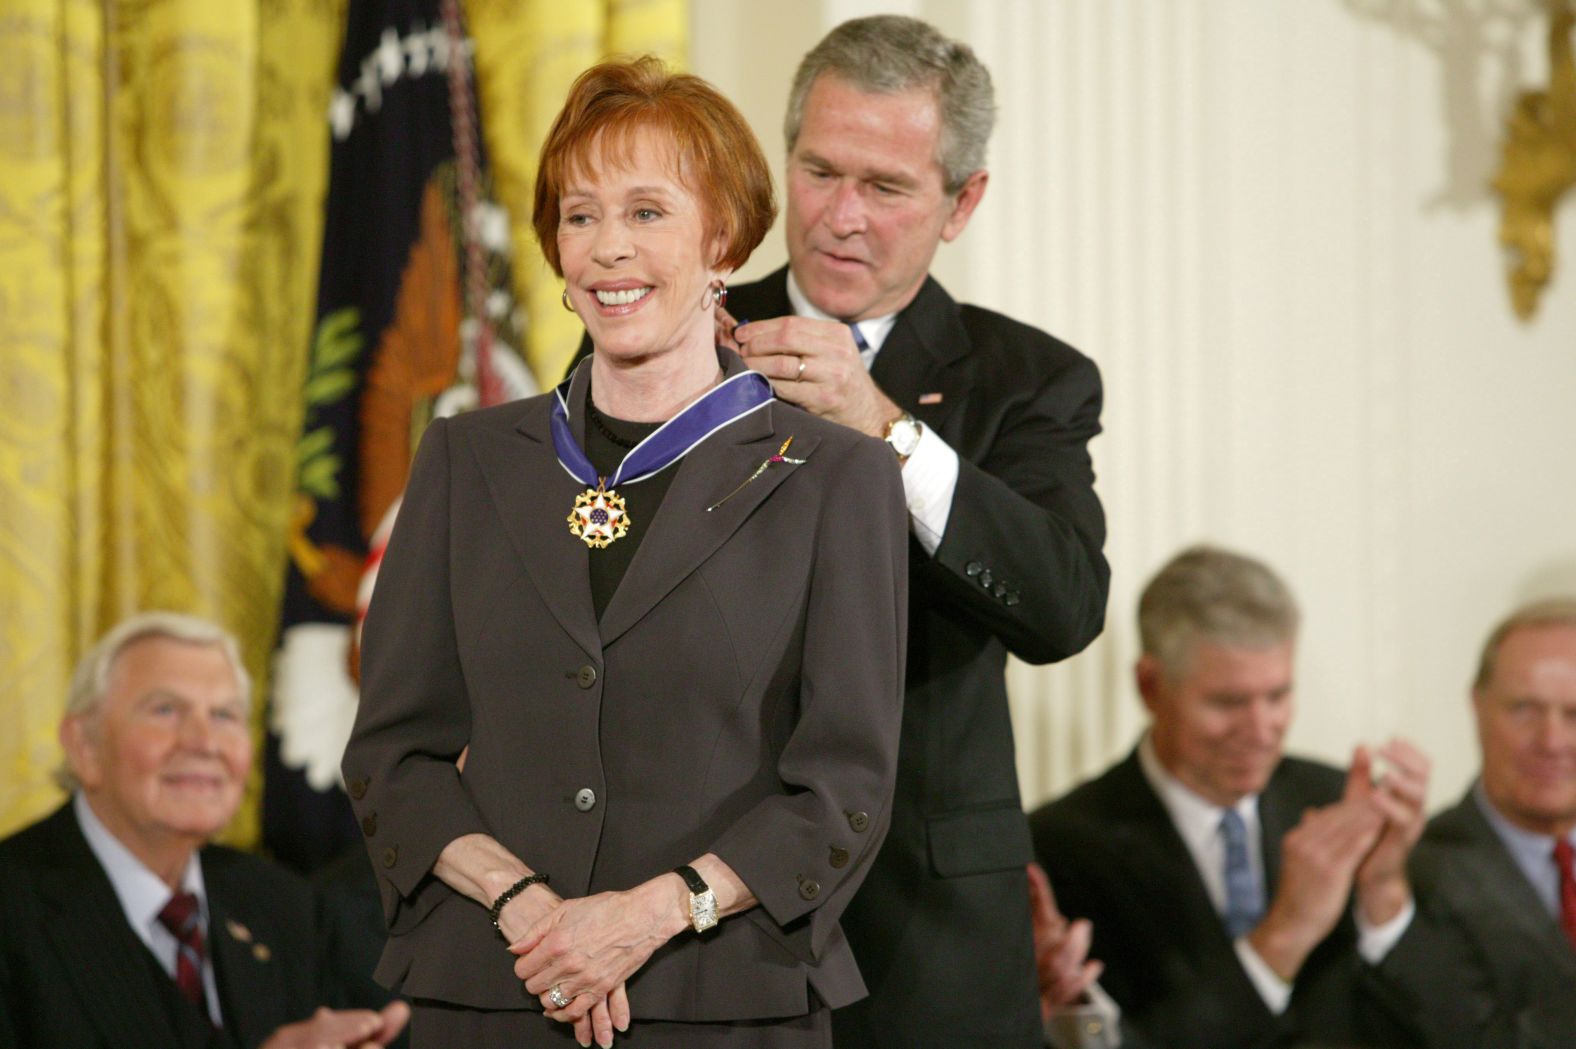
<box><xmin>498</xmin><ymin>880</ymin><xmax>682</xmax><ymax>1048</ymax></box>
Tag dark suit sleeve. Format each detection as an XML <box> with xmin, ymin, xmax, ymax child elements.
<box><xmin>927</xmin><ymin>345</ymin><xmax>1108</xmax><ymax>665</ymax></box>
<box><xmin>342</xmin><ymin>415</ymin><xmax>493</xmax><ymax>931</ymax></box>
<box><xmin>710</xmin><ymin>434</ymin><xmax>907</xmax><ymax>960</ymax></box>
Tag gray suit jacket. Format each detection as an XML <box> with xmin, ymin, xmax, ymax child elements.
<box><xmin>342</xmin><ymin>350</ymin><xmax>908</xmax><ymax>1023</ymax></box>
<box><xmin>1384</xmin><ymin>789</ymin><xmax>1576</xmax><ymax>1049</ymax></box>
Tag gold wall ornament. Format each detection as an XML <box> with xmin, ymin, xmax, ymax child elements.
<box><xmin>1493</xmin><ymin>1</ymin><xmax>1576</xmax><ymax>321</ymax></box>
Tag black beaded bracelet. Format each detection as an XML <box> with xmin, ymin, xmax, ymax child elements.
<box><xmin>489</xmin><ymin>872</ymin><xmax>549</xmax><ymax>934</ymax></box>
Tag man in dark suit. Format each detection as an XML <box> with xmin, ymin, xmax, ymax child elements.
<box><xmin>714</xmin><ymin>15</ymin><xmax>1109</xmax><ymax>1049</ymax></box>
<box><xmin>1029</xmin><ymin>547</ymin><xmax>1430</xmax><ymax>1049</ymax></box>
<box><xmin>0</xmin><ymin>612</ymin><xmax>407</xmax><ymax>1049</ymax></box>
<box><xmin>1383</xmin><ymin>599</ymin><xmax>1576</xmax><ymax>1048</ymax></box>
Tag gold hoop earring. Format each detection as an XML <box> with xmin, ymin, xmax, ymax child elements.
<box><xmin>561</xmin><ymin>288</ymin><xmax>576</xmax><ymax>314</ymax></box>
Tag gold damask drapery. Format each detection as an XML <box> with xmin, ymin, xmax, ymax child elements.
<box><xmin>0</xmin><ymin>0</ymin><xmax>686</xmax><ymax>844</ymax></box>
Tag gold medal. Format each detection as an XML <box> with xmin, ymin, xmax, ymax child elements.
<box><xmin>567</xmin><ymin>482</ymin><xmax>630</xmax><ymax>549</ymax></box>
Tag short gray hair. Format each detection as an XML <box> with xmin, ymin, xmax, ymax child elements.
<box><xmin>1139</xmin><ymin>546</ymin><xmax>1300</xmax><ymax>680</ymax></box>
<box><xmin>1473</xmin><ymin>597</ymin><xmax>1576</xmax><ymax>691</ymax></box>
<box><xmin>56</xmin><ymin>611</ymin><xmax>250</xmax><ymax>792</ymax></box>
<box><xmin>784</xmin><ymin>15</ymin><xmax>996</xmax><ymax>194</ymax></box>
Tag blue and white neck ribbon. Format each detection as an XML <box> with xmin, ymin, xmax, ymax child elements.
<box><xmin>552</xmin><ymin>362</ymin><xmax>773</xmax><ymax>547</ymax></box>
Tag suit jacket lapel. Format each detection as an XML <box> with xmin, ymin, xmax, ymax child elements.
<box><xmin>1446</xmin><ymin>795</ymin><xmax>1576</xmax><ymax>969</ymax></box>
<box><xmin>206</xmin><ymin>860</ymin><xmax>289</xmax><ymax>1049</ymax></box>
<box><xmin>34</xmin><ymin>805</ymin><xmax>189</xmax><ymax>1049</ymax></box>
<box><xmin>869</xmin><ymin>277</ymin><xmax>970</xmax><ymax>438</ymax></box>
<box><xmin>465</xmin><ymin>378</ymin><xmax>600</xmax><ymax>661</ymax></box>
<box><xmin>599</xmin><ymin>395</ymin><xmax>817</xmax><ymax>648</ymax></box>
<box><xmin>1108</xmin><ymin>754</ymin><xmax>1235</xmax><ymax>955</ymax></box>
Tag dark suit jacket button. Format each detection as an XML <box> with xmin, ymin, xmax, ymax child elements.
<box><xmin>348</xmin><ymin>777</ymin><xmax>368</xmax><ymax>800</ymax></box>
<box><xmin>828</xmin><ymin>846</ymin><xmax>849</xmax><ymax>869</ymax></box>
<box><xmin>847</xmin><ymin>810</ymin><xmax>869</xmax><ymax>832</ymax></box>
<box><xmin>574</xmin><ymin>788</ymin><xmax>597</xmax><ymax>811</ymax></box>
<box><xmin>1004</xmin><ymin>591</ymin><xmax>1021</xmax><ymax>607</ymax></box>
<box><xmin>978</xmin><ymin>569</ymin><xmax>994</xmax><ymax>588</ymax></box>
<box><xmin>361</xmin><ymin>813</ymin><xmax>378</xmax><ymax>837</ymax></box>
<box><xmin>799</xmin><ymin>878</ymin><xmax>821</xmax><ymax>901</ymax></box>
<box><xmin>965</xmin><ymin>561</ymin><xmax>983</xmax><ymax>577</ymax></box>
<box><xmin>381</xmin><ymin>845</ymin><xmax>398</xmax><ymax>868</ymax></box>
<box><xmin>576</xmin><ymin>665</ymin><xmax>598</xmax><ymax>689</ymax></box>
<box><xmin>992</xmin><ymin>582</ymin><xmax>1008</xmax><ymax>598</ymax></box>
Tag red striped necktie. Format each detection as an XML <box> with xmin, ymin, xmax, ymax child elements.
<box><xmin>157</xmin><ymin>891</ymin><xmax>206</xmax><ymax>1007</ymax></box>
<box><xmin>1554</xmin><ymin>838</ymin><xmax>1576</xmax><ymax>951</ymax></box>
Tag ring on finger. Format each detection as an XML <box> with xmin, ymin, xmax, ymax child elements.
<box><xmin>795</xmin><ymin>357</ymin><xmax>806</xmax><ymax>381</ymax></box>
<box><xmin>547</xmin><ymin>985</ymin><xmax>571</xmax><ymax>1009</ymax></box>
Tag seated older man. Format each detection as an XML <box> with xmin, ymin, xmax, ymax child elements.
<box><xmin>1383</xmin><ymin>598</ymin><xmax>1576</xmax><ymax>1047</ymax></box>
<box><xmin>0</xmin><ymin>612</ymin><xmax>407</xmax><ymax>1049</ymax></box>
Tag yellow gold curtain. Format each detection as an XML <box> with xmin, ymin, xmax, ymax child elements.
<box><xmin>0</xmin><ymin>0</ymin><xmax>687</xmax><ymax>845</ymax></box>
<box><xmin>469</xmin><ymin>0</ymin><xmax>688</xmax><ymax>383</ymax></box>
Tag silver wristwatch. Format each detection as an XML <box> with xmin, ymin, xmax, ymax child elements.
<box><xmin>883</xmin><ymin>413</ymin><xmax>922</xmax><ymax>464</ymax></box>
<box><xmin>674</xmin><ymin>864</ymin><xmax>718</xmax><ymax>932</ymax></box>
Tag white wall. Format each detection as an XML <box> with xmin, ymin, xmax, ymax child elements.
<box><xmin>691</xmin><ymin>0</ymin><xmax>1576</xmax><ymax>812</ymax></box>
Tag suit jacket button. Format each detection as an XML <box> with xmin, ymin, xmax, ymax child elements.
<box><xmin>798</xmin><ymin>878</ymin><xmax>820</xmax><ymax>901</ymax></box>
<box><xmin>361</xmin><ymin>813</ymin><xmax>378</xmax><ymax>837</ymax></box>
<box><xmin>847</xmin><ymin>810</ymin><xmax>869</xmax><ymax>832</ymax></box>
<box><xmin>348</xmin><ymin>777</ymin><xmax>368</xmax><ymax>800</ymax></box>
<box><xmin>828</xmin><ymin>846</ymin><xmax>849</xmax><ymax>869</ymax></box>
<box><xmin>576</xmin><ymin>665</ymin><xmax>598</xmax><ymax>689</ymax></box>
<box><xmin>1004</xmin><ymin>591</ymin><xmax>1021</xmax><ymax>607</ymax></box>
<box><xmin>574</xmin><ymin>788</ymin><xmax>597</xmax><ymax>812</ymax></box>
<box><xmin>978</xmin><ymin>569</ymin><xmax>994</xmax><ymax>588</ymax></box>
<box><xmin>381</xmin><ymin>845</ymin><xmax>398</xmax><ymax>869</ymax></box>
<box><xmin>964</xmin><ymin>561</ymin><xmax>983</xmax><ymax>577</ymax></box>
<box><xmin>992</xmin><ymin>582</ymin><xmax>1008</xmax><ymax>599</ymax></box>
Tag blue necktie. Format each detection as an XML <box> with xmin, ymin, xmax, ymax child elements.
<box><xmin>1220</xmin><ymin>808</ymin><xmax>1263</xmax><ymax>937</ymax></box>
<box><xmin>848</xmin><ymin>323</ymin><xmax>870</xmax><ymax>353</ymax></box>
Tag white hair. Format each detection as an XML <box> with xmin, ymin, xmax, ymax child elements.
<box><xmin>55</xmin><ymin>611</ymin><xmax>250</xmax><ymax>792</ymax></box>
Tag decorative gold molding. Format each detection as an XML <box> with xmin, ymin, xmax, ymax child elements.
<box><xmin>1493</xmin><ymin>1</ymin><xmax>1575</xmax><ymax>321</ymax></box>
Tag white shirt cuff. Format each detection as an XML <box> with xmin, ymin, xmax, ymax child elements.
<box><xmin>1045</xmin><ymin>980</ymin><xmax>1123</xmax><ymax>1049</ymax></box>
<box><xmin>1354</xmin><ymin>898</ymin><xmax>1415</xmax><ymax>965</ymax></box>
<box><xmin>1234</xmin><ymin>936</ymin><xmax>1293</xmax><ymax>1015</ymax></box>
<box><xmin>901</xmin><ymin>422</ymin><xmax>958</xmax><ymax>556</ymax></box>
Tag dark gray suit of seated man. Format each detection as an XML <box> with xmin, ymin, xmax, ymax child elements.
<box><xmin>0</xmin><ymin>612</ymin><xmax>407</xmax><ymax>1049</ymax></box>
<box><xmin>1381</xmin><ymin>599</ymin><xmax>1576</xmax><ymax>1049</ymax></box>
<box><xmin>1029</xmin><ymin>547</ymin><xmax>1432</xmax><ymax>1049</ymax></box>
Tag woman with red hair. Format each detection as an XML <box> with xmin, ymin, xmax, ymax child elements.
<box><xmin>344</xmin><ymin>57</ymin><xmax>908</xmax><ymax>1049</ymax></box>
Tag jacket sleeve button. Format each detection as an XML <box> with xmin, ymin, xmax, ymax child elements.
<box><xmin>798</xmin><ymin>878</ymin><xmax>820</xmax><ymax>901</ymax></box>
<box><xmin>381</xmin><ymin>845</ymin><xmax>398</xmax><ymax>868</ymax></box>
<box><xmin>964</xmin><ymin>561</ymin><xmax>983</xmax><ymax>578</ymax></box>
<box><xmin>348</xmin><ymin>777</ymin><xmax>369</xmax><ymax>800</ymax></box>
<box><xmin>361</xmin><ymin>813</ymin><xmax>378</xmax><ymax>837</ymax></box>
<box><xmin>828</xmin><ymin>846</ymin><xmax>849</xmax><ymax>869</ymax></box>
<box><xmin>1004</xmin><ymin>591</ymin><xmax>1021</xmax><ymax>607</ymax></box>
<box><xmin>847</xmin><ymin>810</ymin><xmax>870</xmax><ymax>832</ymax></box>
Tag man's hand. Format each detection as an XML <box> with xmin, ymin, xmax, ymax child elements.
<box><xmin>730</xmin><ymin>311</ymin><xmax>902</xmax><ymax>436</ymax></box>
<box><xmin>1348</xmin><ymin>739</ymin><xmax>1430</xmax><ymax>926</ymax></box>
<box><xmin>261</xmin><ymin>1001</ymin><xmax>409</xmax><ymax>1049</ymax></box>
<box><xmin>1246</xmin><ymin>798</ymin><xmax>1384</xmax><ymax>981</ymax></box>
<box><xmin>1027</xmin><ymin>862</ymin><xmax>1103</xmax><ymax>1024</ymax></box>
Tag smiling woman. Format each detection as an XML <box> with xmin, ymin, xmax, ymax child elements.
<box><xmin>343</xmin><ymin>57</ymin><xmax>910</xmax><ymax>1049</ymax></box>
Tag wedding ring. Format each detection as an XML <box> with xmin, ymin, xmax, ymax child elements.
<box><xmin>547</xmin><ymin>986</ymin><xmax>571</xmax><ymax>1009</ymax></box>
<box><xmin>796</xmin><ymin>357</ymin><xmax>806</xmax><ymax>381</ymax></box>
